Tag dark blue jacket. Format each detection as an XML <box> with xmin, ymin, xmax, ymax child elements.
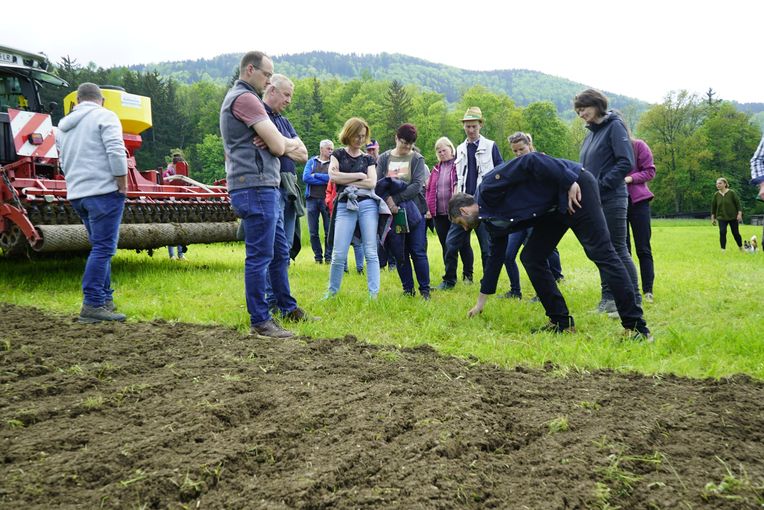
<box><xmin>477</xmin><ymin>152</ymin><xmax>581</xmax><ymax>231</ymax></box>
<box><xmin>578</xmin><ymin>111</ymin><xmax>634</xmax><ymax>198</ymax></box>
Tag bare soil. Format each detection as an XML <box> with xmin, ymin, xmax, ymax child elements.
<box><xmin>1</xmin><ymin>303</ymin><xmax>763</xmax><ymax>509</ymax></box>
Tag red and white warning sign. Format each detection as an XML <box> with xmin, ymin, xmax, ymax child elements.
<box><xmin>8</xmin><ymin>108</ymin><xmax>58</xmax><ymax>159</ymax></box>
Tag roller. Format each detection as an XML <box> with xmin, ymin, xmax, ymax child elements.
<box><xmin>34</xmin><ymin>222</ymin><xmax>240</xmax><ymax>253</ymax></box>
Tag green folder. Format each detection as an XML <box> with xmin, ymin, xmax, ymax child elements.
<box><xmin>393</xmin><ymin>209</ymin><xmax>409</xmax><ymax>234</ymax></box>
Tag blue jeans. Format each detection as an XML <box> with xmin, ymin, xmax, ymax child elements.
<box><xmin>306</xmin><ymin>197</ymin><xmax>330</xmax><ymax>262</ymax></box>
<box><xmin>167</xmin><ymin>245</ymin><xmax>184</xmax><ymax>258</ymax></box>
<box><xmin>600</xmin><ymin>194</ymin><xmax>641</xmax><ymax>304</ymax></box>
<box><xmin>328</xmin><ymin>200</ymin><xmax>380</xmax><ymax>296</ymax></box>
<box><xmin>389</xmin><ymin>215</ymin><xmax>430</xmax><ymax>295</ymax></box>
<box><xmin>70</xmin><ymin>191</ymin><xmax>125</xmax><ymax>307</ymax></box>
<box><xmin>441</xmin><ymin>221</ymin><xmax>490</xmax><ymax>285</ymax></box>
<box><xmin>265</xmin><ymin>187</ymin><xmax>299</xmax><ymax>306</ymax></box>
<box><xmin>504</xmin><ymin>228</ymin><xmax>563</xmax><ymax>296</ymax></box>
<box><xmin>230</xmin><ymin>187</ymin><xmax>297</xmax><ymax>326</ymax></box>
<box><xmin>280</xmin><ymin>187</ymin><xmax>298</xmax><ymax>253</ymax></box>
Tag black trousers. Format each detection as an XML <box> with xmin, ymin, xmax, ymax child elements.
<box><xmin>519</xmin><ymin>170</ymin><xmax>647</xmax><ymax>332</ymax></box>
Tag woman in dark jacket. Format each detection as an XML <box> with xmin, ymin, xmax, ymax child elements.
<box><xmin>376</xmin><ymin>123</ymin><xmax>431</xmax><ymax>299</ymax></box>
<box><xmin>574</xmin><ymin>89</ymin><xmax>641</xmax><ymax>313</ymax></box>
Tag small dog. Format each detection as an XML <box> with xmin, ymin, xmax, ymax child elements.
<box><xmin>744</xmin><ymin>240</ymin><xmax>752</xmax><ymax>252</ymax></box>
<box><xmin>750</xmin><ymin>235</ymin><xmax>758</xmax><ymax>253</ymax></box>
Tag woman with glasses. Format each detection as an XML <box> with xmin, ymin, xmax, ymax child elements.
<box><xmin>375</xmin><ymin>123</ymin><xmax>431</xmax><ymax>299</ymax></box>
<box><xmin>499</xmin><ymin>132</ymin><xmax>564</xmax><ymax>300</ymax></box>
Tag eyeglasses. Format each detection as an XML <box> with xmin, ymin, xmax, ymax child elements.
<box><xmin>252</xmin><ymin>65</ymin><xmax>273</xmax><ymax>79</ymax></box>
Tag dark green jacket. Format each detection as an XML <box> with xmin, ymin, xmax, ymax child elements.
<box><xmin>711</xmin><ymin>189</ymin><xmax>741</xmax><ymax>221</ymax></box>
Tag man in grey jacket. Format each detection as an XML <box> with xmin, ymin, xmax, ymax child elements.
<box><xmin>57</xmin><ymin>82</ymin><xmax>128</xmax><ymax>323</ymax></box>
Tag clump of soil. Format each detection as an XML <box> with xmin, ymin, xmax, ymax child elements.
<box><xmin>1</xmin><ymin>303</ymin><xmax>763</xmax><ymax>509</ymax></box>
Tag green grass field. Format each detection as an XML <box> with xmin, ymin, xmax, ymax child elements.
<box><xmin>2</xmin><ymin>219</ymin><xmax>762</xmax><ymax>379</ymax></box>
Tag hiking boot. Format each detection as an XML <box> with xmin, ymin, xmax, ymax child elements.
<box><xmin>596</xmin><ymin>299</ymin><xmax>617</xmax><ymax>313</ymax></box>
<box><xmin>104</xmin><ymin>300</ymin><xmax>116</xmax><ymax>312</ymax></box>
<box><xmin>463</xmin><ymin>275</ymin><xmax>474</xmax><ymax>285</ymax></box>
<box><xmin>499</xmin><ymin>291</ymin><xmax>522</xmax><ymax>300</ymax></box>
<box><xmin>531</xmin><ymin>321</ymin><xmax>576</xmax><ymax>334</ymax></box>
<box><xmin>281</xmin><ymin>307</ymin><xmax>320</xmax><ymax>322</ymax></box>
<box><xmin>78</xmin><ymin>304</ymin><xmax>126</xmax><ymax>324</ymax></box>
<box><xmin>435</xmin><ymin>281</ymin><xmax>455</xmax><ymax>291</ymax></box>
<box><xmin>644</xmin><ymin>292</ymin><xmax>654</xmax><ymax>304</ymax></box>
<box><xmin>251</xmin><ymin>319</ymin><xmax>295</xmax><ymax>339</ymax></box>
<box><xmin>623</xmin><ymin>327</ymin><xmax>654</xmax><ymax>343</ymax></box>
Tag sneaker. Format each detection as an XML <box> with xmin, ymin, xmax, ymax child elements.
<box><xmin>421</xmin><ymin>290</ymin><xmax>431</xmax><ymax>301</ymax></box>
<box><xmin>78</xmin><ymin>304</ymin><xmax>126</xmax><ymax>324</ymax></box>
<box><xmin>251</xmin><ymin>319</ymin><xmax>295</xmax><ymax>339</ymax></box>
<box><xmin>402</xmin><ymin>289</ymin><xmax>416</xmax><ymax>297</ymax></box>
<box><xmin>531</xmin><ymin>321</ymin><xmax>576</xmax><ymax>334</ymax></box>
<box><xmin>104</xmin><ymin>300</ymin><xmax>116</xmax><ymax>312</ymax></box>
<box><xmin>170</xmin><ymin>255</ymin><xmax>178</xmax><ymax>260</ymax></box>
<box><xmin>281</xmin><ymin>307</ymin><xmax>320</xmax><ymax>322</ymax></box>
<box><xmin>357</xmin><ymin>268</ymin><xmax>364</xmax><ymax>275</ymax></box>
<box><xmin>607</xmin><ymin>311</ymin><xmax>620</xmax><ymax>320</ymax></box>
<box><xmin>529</xmin><ymin>295</ymin><xmax>540</xmax><ymax>303</ymax></box>
<box><xmin>499</xmin><ymin>291</ymin><xmax>522</xmax><ymax>300</ymax></box>
<box><xmin>596</xmin><ymin>299</ymin><xmax>617</xmax><ymax>313</ymax></box>
<box><xmin>463</xmin><ymin>275</ymin><xmax>474</xmax><ymax>285</ymax></box>
<box><xmin>435</xmin><ymin>281</ymin><xmax>455</xmax><ymax>291</ymax></box>
<box><xmin>315</xmin><ymin>259</ymin><xmax>323</xmax><ymax>264</ymax></box>
<box><xmin>644</xmin><ymin>292</ymin><xmax>654</xmax><ymax>304</ymax></box>
<box><xmin>623</xmin><ymin>327</ymin><xmax>654</xmax><ymax>343</ymax></box>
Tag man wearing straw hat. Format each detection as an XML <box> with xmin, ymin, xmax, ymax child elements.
<box><xmin>436</xmin><ymin>106</ymin><xmax>503</xmax><ymax>290</ymax></box>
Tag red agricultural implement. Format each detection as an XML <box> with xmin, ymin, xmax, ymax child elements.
<box><xmin>0</xmin><ymin>45</ymin><xmax>237</xmax><ymax>257</ymax></box>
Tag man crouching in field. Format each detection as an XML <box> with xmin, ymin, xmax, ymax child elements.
<box><xmin>450</xmin><ymin>152</ymin><xmax>653</xmax><ymax>342</ymax></box>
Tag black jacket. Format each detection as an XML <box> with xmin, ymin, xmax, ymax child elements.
<box><xmin>477</xmin><ymin>152</ymin><xmax>581</xmax><ymax>231</ymax></box>
<box><xmin>578</xmin><ymin>111</ymin><xmax>634</xmax><ymax>199</ymax></box>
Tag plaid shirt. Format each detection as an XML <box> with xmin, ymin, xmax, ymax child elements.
<box><xmin>751</xmin><ymin>135</ymin><xmax>764</xmax><ymax>185</ymax></box>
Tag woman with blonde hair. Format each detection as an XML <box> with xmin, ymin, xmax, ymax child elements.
<box><xmin>326</xmin><ymin>117</ymin><xmax>380</xmax><ymax>297</ymax></box>
<box><xmin>426</xmin><ymin>136</ymin><xmax>473</xmax><ymax>284</ymax></box>
<box><xmin>711</xmin><ymin>177</ymin><xmax>743</xmax><ymax>251</ymax></box>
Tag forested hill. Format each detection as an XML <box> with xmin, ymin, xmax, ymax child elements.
<box><xmin>130</xmin><ymin>51</ymin><xmax>647</xmax><ymax>117</ymax></box>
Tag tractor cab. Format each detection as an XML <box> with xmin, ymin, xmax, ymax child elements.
<box><xmin>0</xmin><ymin>46</ymin><xmax>67</xmax><ymax>166</ymax></box>
<box><xmin>0</xmin><ymin>46</ymin><xmax>67</xmax><ymax>114</ymax></box>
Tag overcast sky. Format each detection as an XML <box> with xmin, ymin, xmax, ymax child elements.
<box><xmin>5</xmin><ymin>0</ymin><xmax>760</xmax><ymax>104</ymax></box>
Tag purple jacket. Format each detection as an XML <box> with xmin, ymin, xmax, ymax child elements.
<box><xmin>627</xmin><ymin>139</ymin><xmax>655</xmax><ymax>204</ymax></box>
<box><xmin>426</xmin><ymin>159</ymin><xmax>457</xmax><ymax>216</ymax></box>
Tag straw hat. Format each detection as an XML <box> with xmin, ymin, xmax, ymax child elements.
<box><xmin>461</xmin><ymin>106</ymin><xmax>484</xmax><ymax>123</ymax></box>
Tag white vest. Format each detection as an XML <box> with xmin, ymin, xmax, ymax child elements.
<box><xmin>455</xmin><ymin>135</ymin><xmax>498</xmax><ymax>193</ymax></box>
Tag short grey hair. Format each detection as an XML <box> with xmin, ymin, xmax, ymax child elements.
<box><xmin>319</xmin><ymin>139</ymin><xmax>334</xmax><ymax>149</ymax></box>
<box><xmin>269</xmin><ymin>74</ymin><xmax>293</xmax><ymax>91</ymax></box>
<box><xmin>77</xmin><ymin>82</ymin><xmax>103</xmax><ymax>103</ymax></box>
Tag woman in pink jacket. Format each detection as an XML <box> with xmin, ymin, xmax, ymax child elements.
<box><xmin>426</xmin><ymin>137</ymin><xmax>473</xmax><ymax>282</ymax></box>
<box><xmin>625</xmin><ymin>138</ymin><xmax>656</xmax><ymax>303</ymax></box>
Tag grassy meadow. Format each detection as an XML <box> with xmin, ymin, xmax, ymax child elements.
<box><xmin>2</xmin><ymin>219</ymin><xmax>763</xmax><ymax>379</ymax></box>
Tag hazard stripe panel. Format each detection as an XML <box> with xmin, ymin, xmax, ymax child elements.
<box><xmin>8</xmin><ymin>108</ymin><xmax>58</xmax><ymax>158</ymax></box>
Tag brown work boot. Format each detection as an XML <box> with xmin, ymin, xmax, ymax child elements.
<box><xmin>78</xmin><ymin>304</ymin><xmax>126</xmax><ymax>324</ymax></box>
<box><xmin>281</xmin><ymin>307</ymin><xmax>320</xmax><ymax>322</ymax></box>
<box><xmin>250</xmin><ymin>319</ymin><xmax>295</xmax><ymax>339</ymax></box>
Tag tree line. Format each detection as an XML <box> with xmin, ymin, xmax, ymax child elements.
<box><xmin>45</xmin><ymin>59</ymin><xmax>764</xmax><ymax>217</ymax></box>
